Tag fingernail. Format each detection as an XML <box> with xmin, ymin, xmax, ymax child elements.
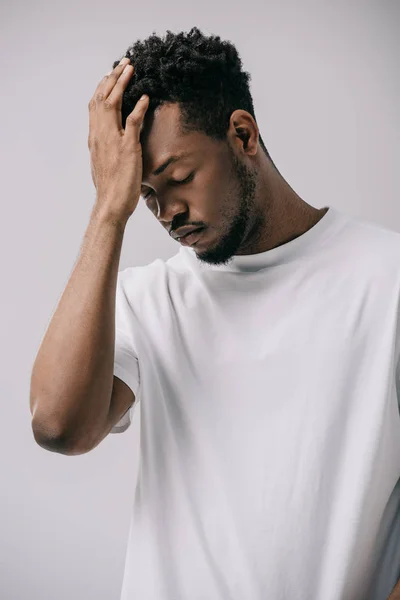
<box><xmin>119</xmin><ymin>57</ymin><xmax>130</xmax><ymax>65</ymax></box>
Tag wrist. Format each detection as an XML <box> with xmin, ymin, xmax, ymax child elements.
<box><xmin>92</xmin><ymin>201</ymin><xmax>130</xmax><ymax>229</ymax></box>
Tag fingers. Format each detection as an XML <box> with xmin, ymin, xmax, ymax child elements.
<box><xmin>105</xmin><ymin>63</ymin><xmax>134</xmax><ymax>110</ymax></box>
<box><xmin>88</xmin><ymin>58</ymin><xmax>135</xmax><ymax>144</ymax></box>
<box><xmin>88</xmin><ymin>57</ymin><xmax>149</xmax><ymax>149</ymax></box>
<box><xmin>88</xmin><ymin>58</ymin><xmax>130</xmax><ymax>111</ymax></box>
<box><xmin>124</xmin><ymin>95</ymin><xmax>150</xmax><ymax>145</ymax></box>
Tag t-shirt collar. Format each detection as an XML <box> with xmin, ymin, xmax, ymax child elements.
<box><xmin>182</xmin><ymin>206</ymin><xmax>348</xmax><ymax>272</ymax></box>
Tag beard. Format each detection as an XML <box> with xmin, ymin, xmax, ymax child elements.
<box><xmin>195</xmin><ymin>142</ymin><xmax>262</xmax><ymax>267</ymax></box>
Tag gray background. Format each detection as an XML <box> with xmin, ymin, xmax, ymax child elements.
<box><xmin>1</xmin><ymin>1</ymin><xmax>399</xmax><ymax>598</ymax></box>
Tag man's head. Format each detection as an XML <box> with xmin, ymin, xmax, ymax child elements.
<box><xmin>114</xmin><ymin>27</ymin><xmax>277</xmax><ymax>266</ymax></box>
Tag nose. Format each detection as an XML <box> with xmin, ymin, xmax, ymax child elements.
<box><xmin>152</xmin><ymin>194</ymin><xmax>189</xmax><ymax>227</ymax></box>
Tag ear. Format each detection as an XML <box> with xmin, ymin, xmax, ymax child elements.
<box><xmin>228</xmin><ymin>109</ymin><xmax>258</xmax><ymax>156</ymax></box>
<box><xmin>236</xmin><ymin>127</ymin><xmax>250</xmax><ymax>149</ymax></box>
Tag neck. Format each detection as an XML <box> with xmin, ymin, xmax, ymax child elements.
<box><xmin>237</xmin><ymin>155</ymin><xmax>328</xmax><ymax>255</ymax></box>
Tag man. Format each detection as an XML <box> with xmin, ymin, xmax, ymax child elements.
<box><xmin>30</xmin><ymin>27</ymin><xmax>400</xmax><ymax>599</ymax></box>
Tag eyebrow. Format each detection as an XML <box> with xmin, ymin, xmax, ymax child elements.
<box><xmin>151</xmin><ymin>151</ymin><xmax>191</xmax><ymax>177</ymax></box>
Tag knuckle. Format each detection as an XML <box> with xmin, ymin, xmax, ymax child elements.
<box><xmin>88</xmin><ymin>97</ymin><xmax>96</xmax><ymax>110</ymax></box>
<box><xmin>95</xmin><ymin>91</ymin><xmax>105</xmax><ymax>102</ymax></box>
<box><xmin>103</xmin><ymin>99</ymin><xmax>114</xmax><ymax>111</ymax></box>
<box><xmin>126</xmin><ymin>114</ymin><xmax>139</xmax><ymax>126</ymax></box>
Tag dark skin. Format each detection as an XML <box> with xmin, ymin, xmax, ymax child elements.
<box><xmin>139</xmin><ymin>101</ymin><xmax>328</xmax><ymax>267</ymax></box>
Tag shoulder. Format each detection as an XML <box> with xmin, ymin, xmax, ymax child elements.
<box><xmin>117</xmin><ymin>249</ymin><xmax>190</xmax><ymax>303</ymax></box>
<box><xmin>340</xmin><ymin>212</ymin><xmax>400</xmax><ymax>273</ymax></box>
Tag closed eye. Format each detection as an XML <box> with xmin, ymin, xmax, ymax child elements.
<box><xmin>143</xmin><ymin>172</ymin><xmax>195</xmax><ymax>200</ymax></box>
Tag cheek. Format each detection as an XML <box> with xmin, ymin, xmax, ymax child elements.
<box><xmin>201</xmin><ymin>168</ymin><xmax>231</xmax><ymax>210</ymax></box>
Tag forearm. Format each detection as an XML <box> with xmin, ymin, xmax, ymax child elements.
<box><xmin>30</xmin><ymin>203</ymin><xmax>127</xmax><ymax>452</ymax></box>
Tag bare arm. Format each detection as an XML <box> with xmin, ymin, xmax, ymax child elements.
<box><xmin>30</xmin><ymin>206</ymin><xmax>128</xmax><ymax>454</ymax></box>
<box><xmin>30</xmin><ymin>56</ymin><xmax>149</xmax><ymax>454</ymax></box>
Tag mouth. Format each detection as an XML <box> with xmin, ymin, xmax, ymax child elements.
<box><xmin>179</xmin><ymin>227</ymin><xmax>205</xmax><ymax>246</ymax></box>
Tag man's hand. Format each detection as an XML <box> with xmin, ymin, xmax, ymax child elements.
<box><xmin>88</xmin><ymin>56</ymin><xmax>150</xmax><ymax>223</ymax></box>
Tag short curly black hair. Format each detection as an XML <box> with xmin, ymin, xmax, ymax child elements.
<box><xmin>113</xmin><ymin>27</ymin><xmax>274</xmax><ymax>165</ymax></box>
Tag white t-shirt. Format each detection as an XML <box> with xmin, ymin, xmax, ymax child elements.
<box><xmin>111</xmin><ymin>206</ymin><xmax>400</xmax><ymax>600</ymax></box>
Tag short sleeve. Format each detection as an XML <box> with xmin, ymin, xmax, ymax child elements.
<box><xmin>110</xmin><ymin>270</ymin><xmax>141</xmax><ymax>434</ymax></box>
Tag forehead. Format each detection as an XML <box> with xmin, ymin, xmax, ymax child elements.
<box><xmin>141</xmin><ymin>102</ymin><xmax>183</xmax><ymax>149</ymax></box>
<box><xmin>140</xmin><ymin>103</ymin><xmax>213</xmax><ymax>182</ymax></box>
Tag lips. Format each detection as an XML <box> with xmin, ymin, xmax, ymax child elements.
<box><xmin>172</xmin><ymin>226</ymin><xmax>203</xmax><ymax>240</ymax></box>
<box><xmin>179</xmin><ymin>227</ymin><xmax>204</xmax><ymax>246</ymax></box>
<box><xmin>181</xmin><ymin>227</ymin><xmax>203</xmax><ymax>239</ymax></box>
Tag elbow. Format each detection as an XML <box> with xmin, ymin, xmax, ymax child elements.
<box><xmin>31</xmin><ymin>417</ymin><xmax>68</xmax><ymax>453</ymax></box>
<box><xmin>31</xmin><ymin>417</ymin><xmax>89</xmax><ymax>456</ymax></box>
